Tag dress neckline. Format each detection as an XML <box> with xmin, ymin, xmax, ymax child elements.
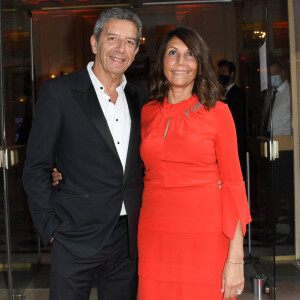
<box><xmin>161</xmin><ymin>94</ymin><xmax>200</xmax><ymax>118</ymax></box>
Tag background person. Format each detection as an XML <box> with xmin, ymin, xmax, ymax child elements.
<box><xmin>22</xmin><ymin>8</ymin><xmax>147</xmax><ymax>300</ymax></box>
<box><xmin>138</xmin><ymin>27</ymin><xmax>251</xmax><ymax>300</ymax></box>
<box><xmin>262</xmin><ymin>61</ymin><xmax>292</xmax><ymax>137</ymax></box>
<box><xmin>262</xmin><ymin>61</ymin><xmax>294</xmax><ymax>242</ymax></box>
<box><xmin>218</xmin><ymin>59</ymin><xmax>247</xmax><ymax>180</ymax></box>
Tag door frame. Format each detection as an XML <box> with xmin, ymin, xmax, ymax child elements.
<box><xmin>288</xmin><ymin>0</ymin><xmax>300</xmax><ymax>261</ymax></box>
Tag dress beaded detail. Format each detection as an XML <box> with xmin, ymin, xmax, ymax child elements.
<box><xmin>138</xmin><ymin>94</ymin><xmax>251</xmax><ymax>300</ymax></box>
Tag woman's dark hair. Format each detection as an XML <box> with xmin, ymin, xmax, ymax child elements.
<box><xmin>148</xmin><ymin>27</ymin><xmax>223</xmax><ymax>109</ymax></box>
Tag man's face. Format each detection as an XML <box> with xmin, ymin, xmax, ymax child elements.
<box><xmin>218</xmin><ymin>65</ymin><xmax>230</xmax><ymax>77</ymax></box>
<box><xmin>270</xmin><ymin>64</ymin><xmax>282</xmax><ymax>77</ymax></box>
<box><xmin>270</xmin><ymin>64</ymin><xmax>284</xmax><ymax>88</ymax></box>
<box><xmin>218</xmin><ymin>65</ymin><xmax>233</xmax><ymax>87</ymax></box>
<box><xmin>90</xmin><ymin>19</ymin><xmax>139</xmax><ymax>80</ymax></box>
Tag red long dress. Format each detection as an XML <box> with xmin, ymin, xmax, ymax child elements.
<box><xmin>138</xmin><ymin>95</ymin><xmax>251</xmax><ymax>300</ymax></box>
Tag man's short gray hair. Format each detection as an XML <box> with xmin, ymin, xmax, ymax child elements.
<box><xmin>93</xmin><ymin>8</ymin><xmax>142</xmax><ymax>48</ymax></box>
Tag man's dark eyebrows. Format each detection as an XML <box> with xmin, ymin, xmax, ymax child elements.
<box><xmin>106</xmin><ymin>33</ymin><xmax>137</xmax><ymax>42</ymax></box>
<box><xmin>127</xmin><ymin>36</ymin><xmax>138</xmax><ymax>43</ymax></box>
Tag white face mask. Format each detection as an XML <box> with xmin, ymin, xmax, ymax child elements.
<box><xmin>271</xmin><ymin>75</ymin><xmax>282</xmax><ymax>88</ymax></box>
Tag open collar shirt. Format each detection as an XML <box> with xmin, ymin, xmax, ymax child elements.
<box><xmin>87</xmin><ymin>61</ymin><xmax>131</xmax><ymax>215</ymax></box>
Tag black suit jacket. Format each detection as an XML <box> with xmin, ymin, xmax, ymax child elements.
<box><xmin>22</xmin><ymin>67</ymin><xmax>147</xmax><ymax>258</ymax></box>
<box><xmin>225</xmin><ymin>84</ymin><xmax>247</xmax><ymax>179</ymax></box>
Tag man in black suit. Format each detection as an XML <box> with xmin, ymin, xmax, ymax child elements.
<box><xmin>218</xmin><ymin>60</ymin><xmax>247</xmax><ymax>180</ymax></box>
<box><xmin>22</xmin><ymin>8</ymin><xmax>147</xmax><ymax>300</ymax></box>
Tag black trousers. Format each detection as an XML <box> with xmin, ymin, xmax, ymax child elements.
<box><xmin>49</xmin><ymin>216</ymin><xmax>138</xmax><ymax>300</ymax></box>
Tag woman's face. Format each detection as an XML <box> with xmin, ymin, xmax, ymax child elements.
<box><xmin>163</xmin><ymin>36</ymin><xmax>198</xmax><ymax>92</ymax></box>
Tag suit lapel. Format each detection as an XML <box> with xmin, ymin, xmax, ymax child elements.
<box><xmin>72</xmin><ymin>84</ymin><xmax>120</xmax><ymax>161</ymax></box>
<box><xmin>225</xmin><ymin>84</ymin><xmax>236</xmax><ymax>101</ymax></box>
<box><xmin>123</xmin><ymin>86</ymin><xmax>140</xmax><ymax>182</ymax></box>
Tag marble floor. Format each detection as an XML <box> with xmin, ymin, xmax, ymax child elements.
<box><xmin>0</xmin><ymin>260</ymin><xmax>299</xmax><ymax>300</ymax></box>
<box><xmin>0</xmin><ymin>282</ymin><xmax>299</xmax><ymax>300</ymax></box>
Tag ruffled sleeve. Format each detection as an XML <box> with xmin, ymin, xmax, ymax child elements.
<box><xmin>215</xmin><ymin>102</ymin><xmax>252</xmax><ymax>239</ymax></box>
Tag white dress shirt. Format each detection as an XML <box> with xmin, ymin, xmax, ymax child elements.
<box><xmin>264</xmin><ymin>80</ymin><xmax>292</xmax><ymax>136</ymax></box>
<box><xmin>87</xmin><ymin>62</ymin><xmax>131</xmax><ymax>215</ymax></box>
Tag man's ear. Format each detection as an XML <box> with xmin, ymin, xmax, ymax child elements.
<box><xmin>90</xmin><ymin>35</ymin><xmax>98</xmax><ymax>54</ymax></box>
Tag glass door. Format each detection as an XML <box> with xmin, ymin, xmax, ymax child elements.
<box><xmin>240</xmin><ymin>0</ymin><xmax>276</xmax><ymax>297</ymax></box>
<box><xmin>1</xmin><ymin>4</ymin><xmax>38</xmax><ymax>300</ymax></box>
<box><xmin>240</xmin><ymin>0</ymin><xmax>294</xmax><ymax>298</ymax></box>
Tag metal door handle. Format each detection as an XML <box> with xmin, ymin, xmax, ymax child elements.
<box><xmin>10</xmin><ymin>150</ymin><xmax>18</xmax><ymax>166</ymax></box>
<box><xmin>0</xmin><ymin>149</ymin><xmax>19</xmax><ymax>168</ymax></box>
<box><xmin>263</xmin><ymin>140</ymin><xmax>279</xmax><ymax>161</ymax></box>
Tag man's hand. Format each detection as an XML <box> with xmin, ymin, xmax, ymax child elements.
<box><xmin>50</xmin><ymin>237</ymin><xmax>54</xmax><ymax>244</ymax></box>
<box><xmin>51</xmin><ymin>168</ymin><xmax>62</xmax><ymax>186</ymax></box>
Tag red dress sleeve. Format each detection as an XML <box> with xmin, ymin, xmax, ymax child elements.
<box><xmin>214</xmin><ymin>102</ymin><xmax>252</xmax><ymax>239</ymax></box>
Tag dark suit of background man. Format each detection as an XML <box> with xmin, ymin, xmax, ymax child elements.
<box><xmin>218</xmin><ymin>60</ymin><xmax>247</xmax><ymax>180</ymax></box>
<box><xmin>22</xmin><ymin>8</ymin><xmax>147</xmax><ymax>300</ymax></box>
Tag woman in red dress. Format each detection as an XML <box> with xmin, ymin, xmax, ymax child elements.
<box><xmin>138</xmin><ymin>27</ymin><xmax>251</xmax><ymax>300</ymax></box>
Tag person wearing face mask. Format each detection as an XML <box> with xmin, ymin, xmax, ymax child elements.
<box><xmin>217</xmin><ymin>60</ymin><xmax>247</xmax><ymax>181</ymax></box>
<box><xmin>263</xmin><ymin>61</ymin><xmax>292</xmax><ymax>136</ymax></box>
<box><xmin>262</xmin><ymin>61</ymin><xmax>294</xmax><ymax>244</ymax></box>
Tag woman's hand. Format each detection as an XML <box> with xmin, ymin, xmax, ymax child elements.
<box><xmin>222</xmin><ymin>220</ymin><xmax>244</xmax><ymax>299</ymax></box>
<box><xmin>51</xmin><ymin>168</ymin><xmax>62</xmax><ymax>186</ymax></box>
<box><xmin>221</xmin><ymin>259</ymin><xmax>244</xmax><ymax>299</ymax></box>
